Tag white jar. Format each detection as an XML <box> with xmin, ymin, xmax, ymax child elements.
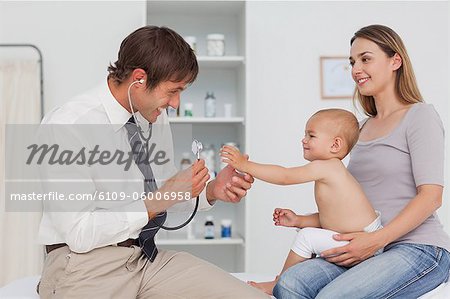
<box><xmin>207</xmin><ymin>34</ymin><xmax>225</xmax><ymax>56</ymax></box>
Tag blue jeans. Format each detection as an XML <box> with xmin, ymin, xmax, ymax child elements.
<box><xmin>273</xmin><ymin>243</ymin><xmax>450</xmax><ymax>299</ymax></box>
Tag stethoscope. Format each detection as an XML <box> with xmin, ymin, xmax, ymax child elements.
<box><xmin>128</xmin><ymin>79</ymin><xmax>201</xmax><ymax>230</ymax></box>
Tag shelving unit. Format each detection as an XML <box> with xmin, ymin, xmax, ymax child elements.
<box><xmin>147</xmin><ymin>0</ymin><xmax>247</xmax><ymax>273</ymax></box>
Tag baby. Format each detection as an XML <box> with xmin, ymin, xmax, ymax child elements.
<box><xmin>220</xmin><ymin>108</ymin><xmax>382</xmax><ymax>295</ymax></box>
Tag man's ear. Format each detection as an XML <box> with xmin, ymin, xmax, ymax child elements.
<box><xmin>392</xmin><ymin>53</ymin><xmax>402</xmax><ymax>71</ymax></box>
<box><xmin>131</xmin><ymin>68</ymin><xmax>147</xmax><ymax>85</ymax></box>
<box><xmin>330</xmin><ymin>137</ymin><xmax>344</xmax><ymax>154</ymax></box>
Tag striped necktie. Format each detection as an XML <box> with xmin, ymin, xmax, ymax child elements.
<box><xmin>125</xmin><ymin>117</ymin><xmax>166</xmax><ymax>261</ymax></box>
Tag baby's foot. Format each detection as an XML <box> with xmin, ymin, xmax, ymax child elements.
<box><xmin>247</xmin><ymin>280</ymin><xmax>277</xmax><ymax>295</ymax></box>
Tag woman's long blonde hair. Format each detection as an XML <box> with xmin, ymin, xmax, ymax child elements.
<box><xmin>351</xmin><ymin>25</ymin><xmax>423</xmax><ymax>117</ymax></box>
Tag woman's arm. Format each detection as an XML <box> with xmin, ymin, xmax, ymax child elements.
<box><xmin>379</xmin><ymin>184</ymin><xmax>442</xmax><ymax>245</ymax></box>
<box><xmin>220</xmin><ymin>145</ymin><xmax>328</xmax><ymax>185</ymax></box>
<box><xmin>321</xmin><ymin>184</ymin><xmax>443</xmax><ymax>266</ymax></box>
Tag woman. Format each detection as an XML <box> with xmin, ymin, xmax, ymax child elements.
<box><xmin>273</xmin><ymin>24</ymin><xmax>450</xmax><ymax>298</ymax></box>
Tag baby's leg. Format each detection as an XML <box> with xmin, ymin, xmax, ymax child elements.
<box><xmin>248</xmin><ymin>250</ymin><xmax>307</xmax><ymax>295</ymax></box>
<box><xmin>248</xmin><ymin>227</ymin><xmax>350</xmax><ymax>295</ymax></box>
<box><xmin>281</xmin><ymin>249</ymin><xmax>307</xmax><ymax>272</ymax></box>
<box><xmin>248</xmin><ymin>231</ymin><xmax>313</xmax><ymax>295</ymax></box>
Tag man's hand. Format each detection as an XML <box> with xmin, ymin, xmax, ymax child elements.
<box><xmin>320</xmin><ymin>231</ymin><xmax>386</xmax><ymax>267</ymax></box>
<box><xmin>206</xmin><ymin>156</ymin><xmax>254</xmax><ymax>204</ymax></box>
<box><xmin>273</xmin><ymin>208</ymin><xmax>299</xmax><ymax>227</ymax></box>
<box><xmin>160</xmin><ymin>159</ymin><xmax>210</xmax><ymax>199</ymax></box>
<box><xmin>144</xmin><ymin>160</ymin><xmax>209</xmax><ymax>219</ymax></box>
<box><xmin>220</xmin><ymin>145</ymin><xmax>249</xmax><ymax>173</ymax></box>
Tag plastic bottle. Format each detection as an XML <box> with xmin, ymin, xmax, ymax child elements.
<box><xmin>221</xmin><ymin>219</ymin><xmax>232</xmax><ymax>238</ymax></box>
<box><xmin>204</xmin><ymin>216</ymin><xmax>215</xmax><ymax>239</ymax></box>
<box><xmin>184</xmin><ymin>103</ymin><xmax>193</xmax><ymax>117</ymax></box>
<box><xmin>204</xmin><ymin>92</ymin><xmax>216</xmax><ymax>117</ymax></box>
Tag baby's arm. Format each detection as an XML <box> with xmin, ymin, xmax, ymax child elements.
<box><xmin>220</xmin><ymin>145</ymin><xmax>327</xmax><ymax>185</ymax></box>
<box><xmin>274</xmin><ymin>208</ymin><xmax>321</xmax><ymax>228</ymax></box>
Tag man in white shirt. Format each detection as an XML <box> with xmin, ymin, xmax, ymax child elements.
<box><xmin>37</xmin><ymin>26</ymin><xmax>268</xmax><ymax>298</ymax></box>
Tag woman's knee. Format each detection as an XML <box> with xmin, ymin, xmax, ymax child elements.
<box><xmin>273</xmin><ymin>269</ymin><xmax>310</xmax><ymax>299</ymax></box>
<box><xmin>273</xmin><ymin>259</ymin><xmax>342</xmax><ymax>299</ymax></box>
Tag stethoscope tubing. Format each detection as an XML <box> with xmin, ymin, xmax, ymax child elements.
<box><xmin>128</xmin><ymin>80</ymin><xmax>199</xmax><ymax>231</ymax></box>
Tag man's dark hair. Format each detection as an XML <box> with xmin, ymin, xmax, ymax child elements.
<box><xmin>108</xmin><ymin>26</ymin><xmax>198</xmax><ymax>89</ymax></box>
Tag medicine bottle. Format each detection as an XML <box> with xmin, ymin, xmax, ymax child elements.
<box><xmin>221</xmin><ymin>219</ymin><xmax>232</xmax><ymax>238</ymax></box>
<box><xmin>184</xmin><ymin>103</ymin><xmax>193</xmax><ymax>117</ymax></box>
<box><xmin>204</xmin><ymin>216</ymin><xmax>215</xmax><ymax>239</ymax></box>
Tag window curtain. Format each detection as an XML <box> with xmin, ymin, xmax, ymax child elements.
<box><xmin>0</xmin><ymin>60</ymin><xmax>43</xmax><ymax>286</ymax></box>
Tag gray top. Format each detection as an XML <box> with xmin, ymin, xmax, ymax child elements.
<box><xmin>348</xmin><ymin>103</ymin><xmax>450</xmax><ymax>251</ymax></box>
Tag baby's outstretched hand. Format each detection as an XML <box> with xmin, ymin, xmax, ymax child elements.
<box><xmin>220</xmin><ymin>145</ymin><xmax>247</xmax><ymax>172</ymax></box>
<box><xmin>273</xmin><ymin>208</ymin><xmax>298</xmax><ymax>227</ymax></box>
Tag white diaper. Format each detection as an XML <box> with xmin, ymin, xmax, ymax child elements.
<box><xmin>291</xmin><ymin>211</ymin><xmax>383</xmax><ymax>259</ymax></box>
<box><xmin>363</xmin><ymin>210</ymin><xmax>383</xmax><ymax>233</ymax></box>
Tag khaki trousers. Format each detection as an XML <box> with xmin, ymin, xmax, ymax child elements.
<box><xmin>38</xmin><ymin>245</ymin><xmax>269</xmax><ymax>299</ymax></box>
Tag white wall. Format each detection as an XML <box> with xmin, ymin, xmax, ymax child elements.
<box><xmin>246</xmin><ymin>1</ymin><xmax>449</xmax><ymax>274</ymax></box>
<box><xmin>0</xmin><ymin>1</ymin><xmax>146</xmax><ymax>113</ymax></box>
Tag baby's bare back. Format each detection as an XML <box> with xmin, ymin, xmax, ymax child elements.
<box><xmin>315</xmin><ymin>160</ymin><xmax>377</xmax><ymax>233</ymax></box>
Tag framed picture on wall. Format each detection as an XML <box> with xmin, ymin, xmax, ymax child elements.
<box><xmin>320</xmin><ymin>56</ymin><xmax>355</xmax><ymax>99</ymax></box>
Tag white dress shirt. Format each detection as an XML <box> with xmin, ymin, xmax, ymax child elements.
<box><xmin>38</xmin><ymin>80</ymin><xmax>212</xmax><ymax>253</ymax></box>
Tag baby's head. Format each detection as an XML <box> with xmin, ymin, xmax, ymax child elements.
<box><xmin>302</xmin><ymin>109</ymin><xmax>359</xmax><ymax>161</ymax></box>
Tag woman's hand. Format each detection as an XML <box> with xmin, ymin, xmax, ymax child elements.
<box><xmin>320</xmin><ymin>231</ymin><xmax>386</xmax><ymax>267</ymax></box>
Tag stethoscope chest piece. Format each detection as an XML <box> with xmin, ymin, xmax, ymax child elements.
<box><xmin>192</xmin><ymin>139</ymin><xmax>203</xmax><ymax>160</ymax></box>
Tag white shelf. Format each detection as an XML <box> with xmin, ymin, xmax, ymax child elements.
<box><xmin>197</xmin><ymin>56</ymin><xmax>245</xmax><ymax>68</ymax></box>
<box><xmin>169</xmin><ymin>117</ymin><xmax>244</xmax><ymax>124</ymax></box>
<box><xmin>156</xmin><ymin>237</ymin><xmax>244</xmax><ymax>246</ymax></box>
